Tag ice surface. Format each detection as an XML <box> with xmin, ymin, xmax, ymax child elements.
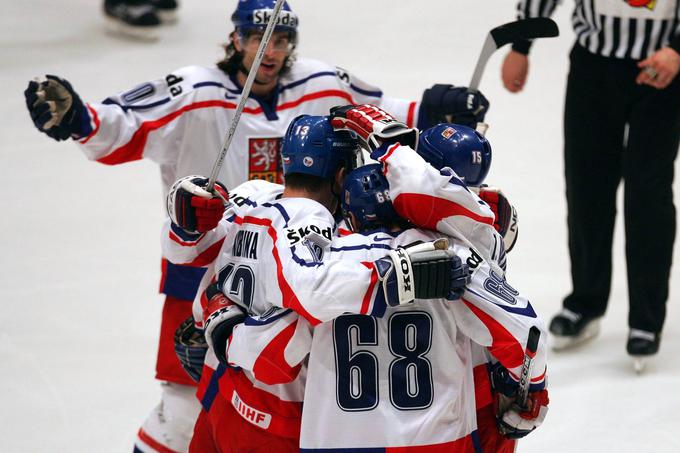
<box><xmin>1</xmin><ymin>1</ymin><xmax>679</xmax><ymax>451</ymax></box>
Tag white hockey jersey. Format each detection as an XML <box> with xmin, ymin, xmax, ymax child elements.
<box><xmin>298</xmin><ymin>228</ymin><xmax>547</xmax><ymax>451</ymax></box>
<box><xmin>81</xmin><ymin>58</ymin><xmax>418</xmax><ymax>300</ymax></box>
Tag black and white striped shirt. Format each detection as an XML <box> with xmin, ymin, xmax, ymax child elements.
<box><xmin>514</xmin><ymin>0</ymin><xmax>680</xmax><ymax>60</ymax></box>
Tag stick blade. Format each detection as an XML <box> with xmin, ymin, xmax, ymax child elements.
<box><xmin>490</xmin><ymin>17</ymin><xmax>559</xmax><ymax>48</ymax></box>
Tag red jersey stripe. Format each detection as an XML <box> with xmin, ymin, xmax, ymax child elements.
<box><xmin>461</xmin><ymin>298</ymin><xmax>524</xmax><ymax>369</ymax></box>
<box><xmin>96</xmin><ymin>90</ymin><xmax>357</xmax><ymax>166</ymax></box>
<box><xmin>393</xmin><ymin>193</ymin><xmax>494</xmax><ymax>232</ymax></box>
<box><xmin>252</xmin><ymin>322</ymin><xmax>302</xmax><ymax>385</ymax></box>
<box><xmin>137</xmin><ymin>428</ymin><xmax>183</xmax><ymax>453</ymax></box>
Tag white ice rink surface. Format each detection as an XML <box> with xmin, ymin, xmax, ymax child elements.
<box><xmin>1</xmin><ymin>1</ymin><xmax>679</xmax><ymax>451</ymax></box>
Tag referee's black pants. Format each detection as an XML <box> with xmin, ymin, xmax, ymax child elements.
<box><xmin>563</xmin><ymin>44</ymin><xmax>680</xmax><ymax>334</ymax></box>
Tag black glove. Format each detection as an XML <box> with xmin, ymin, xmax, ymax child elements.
<box><xmin>374</xmin><ymin>239</ymin><xmax>470</xmax><ymax>306</ymax></box>
<box><xmin>24</xmin><ymin>75</ymin><xmax>91</xmax><ymax>141</ymax></box>
<box><xmin>419</xmin><ymin>84</ymin><xmax>489</xmax><ymax>129</ymax></box>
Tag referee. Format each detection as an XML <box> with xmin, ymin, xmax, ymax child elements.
<box><xmin>501</xmin><ymin>1</ymin><xmax>680</xmax><ymax>364</ymax></box>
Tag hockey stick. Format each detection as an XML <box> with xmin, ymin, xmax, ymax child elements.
<box><xmin>469</xmin><ymin>17</ymin><xmax>559</xmax><ymax>91</ymax></box>
<box><xmin>516</xmin><ymin>325</ymin><xmax>541</xmax><ymax>407</ymax></box>
<box><xmin>206</xmin><ymin>0</ymin><xmax>287</xmax><ymax>192</ymax></box>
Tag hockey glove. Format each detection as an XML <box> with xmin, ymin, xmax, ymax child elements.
<box><xmin>477</xmin><ymin>186</ymin><xmax>519</xmax><ymax>252</ymax></box>
<box><xmin>24</xmin><ymin>75</ymin><xmax>92</xmax><ymax>141</ymax></box>
<box><xmin>174</xmin><ymin>316</ymin><xmax>208</xmax><ymax>383</ymax></box>
<box><xmin>374</xmin><ymin>239</ymin><xmax>470</xmax><ymax>306</ymax></box>
<box><xmin>201</xmin><ymin>282</ymin><xmax>246</xmax><ymax>365</ymax></box>
<box><xmin>419</xmin><ymin>84</ymin><xmax>490</xmax><ymax>129</ymax></box>
<box><xmin>490</xmin><ymin>362</ymin><xmax>549</xmax><ymax>439</ymax></box>
<box><xmin>330</xmin><ymin>104</ymin><xmax>419</xmax><ymax>151</ymax></box>
<box><xmin>167</xmin><ymin>176</ymin><xmax>229</xmax><ymax>234</ymax></box>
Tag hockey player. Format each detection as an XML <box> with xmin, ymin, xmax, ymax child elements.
<box><xmin>22</xmin><ymin>0</ymin><xmax>490</xmax><ymax>450</ymax></box>
<box><xmin>293</xmin><ymin>162</ymin><xmax>548</xmax><ymax>450</ymax></box>
<box><xmin>163</xmin><ymin>114</ymin><xmax>469</xmax><ymax>451</ymax></box>
<box><xmin>286</xmin><ymin>106</ymin><xmax>549</xmax><ymax>450</ymax></box>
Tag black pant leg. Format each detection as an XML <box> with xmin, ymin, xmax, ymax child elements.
<box><xmin>562</xmin><ymin>45</ymin><xmax>628</xmax><ymax>318</ymax></box>
<box><xmin>624</xmin><ymin>73</ymin><xmax>680</xmax><ymax>333</ymax></box>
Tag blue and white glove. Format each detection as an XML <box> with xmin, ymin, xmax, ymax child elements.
<box><xmin>174</xmin><ymin>317</ymin><xmax>208</xmax><ymax>383</ymax></box>
<box><xmin>374</xmin><ymin>239</ymin><xmax>470</xmax><ymax>306</ymax></box>
<box><xmin>24</xmin><ymin>75</ymin><xmax>92</xmax><ymax>141</ymax></box>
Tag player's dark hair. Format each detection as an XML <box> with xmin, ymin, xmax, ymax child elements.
<box><xmin>216</xmin><ymin>31</ymin><xmax>296</xmax><ymax>77</ymax></box>
<box><xmin>284</xmin><ymin>172</ymin><xmax>331</xmax><ymax>193</ymax></box>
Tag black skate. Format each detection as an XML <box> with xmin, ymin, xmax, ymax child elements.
<box><xmin>627</xmin><ymin>329</ymin><xmax>660</xmax><ymax>374</ymax></box>
<box><xmin>549</xmin><ymin>308</ymin><xmax>600</xmax><ymax>350</ymax></box>
<box><xmin>150</xmin><ymin>0</ymin><xmax>178</xmax><ymax>24</ymax></box>
<box><xmin>104</xmin><ymin>0</ymin><xmax>161</xmax><ymax>40</ymax></box>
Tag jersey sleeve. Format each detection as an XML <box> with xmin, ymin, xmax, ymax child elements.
<box><xmin>268</xmin><ymin>215</ymin><xmax>388</xmax><ymax>326</ymax></box>
<box><xmin>373</xmin><ymin>143</ymin><xmax>505</xmax><ymax>264</ymax></box>
<box><xmin>226</xmin><ymin>309</ymin><xmax>312</xmax><ymax>386</ymax></box>
<box><xmin>75</xmin><ymin>66</ymin><xmax>217</xmax><ymax>166</ymax></box>
<box><xmin>160</xmin><ymin>219</ymin><xmax>230</xmax><ymax>267</ymax></box>
<box><xmin>333</xmin><ymin>66</ymin><xmax>419</xmax><ymax>127</ymax></box>
<box><xmin>448</xmin><ymin>255</ymin><xmax>547</xmax><ymax>390</ymax></box>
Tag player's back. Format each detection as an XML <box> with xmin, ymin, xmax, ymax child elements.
<box><xmin>300</xmin><ymin>228</ymin><xmax>479</xmax><ymax>452</ymax></box>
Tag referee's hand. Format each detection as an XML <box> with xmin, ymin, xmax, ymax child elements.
<box><xmin>636</xmin><ymin>47</ymin><xmax>680</xmax><ymax>90</ymax></box>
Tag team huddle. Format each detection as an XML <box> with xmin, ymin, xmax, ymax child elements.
<box><xmin>24</xmin><ymin>1</ymin><xmax>549</xmax><ymax>452</ymax></box>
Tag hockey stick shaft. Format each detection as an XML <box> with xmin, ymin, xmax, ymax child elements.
<box><xmin>469</xmin><ymin>17</ymin><xmax>559</xmax><ymax>91</ymax></box>
<box><xmin>516</xmin><ymin>325</ymin><xmax>541</xmax><ymax>407</ymax></box>
<box><xmin>206</xmin><ymin>0</ymin><xmax>287</xmax><ymax>191</ymax></box>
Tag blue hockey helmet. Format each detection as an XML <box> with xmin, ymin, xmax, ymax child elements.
<box><xmin>281</xmin><ymin>115</ymin><xmax>360</xmax><ymax>179</ymax></box>
<box><xmin>231</xmin><ymin>0</ymin><xmax>298</xmax><ymax>39</ymax></box>
<box><xmin>341</xmin><ymin>164</ymin><xmax>401</xmax><ymax>232</ymax></box>
<box><xmin>418</xmin><ymin>123</ymin><xmax>492</xmax><ymax>187</ymax></box>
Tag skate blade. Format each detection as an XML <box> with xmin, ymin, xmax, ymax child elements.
<box><xmin>632</xmin><ymin>357</ymin><xmax>646</xmax><ymax>374</ymax></box>
<box><xmin>551</xmin><ymin>320</ymin><xmax>600</xmax><ymax>351</ymax></box>
<box><xmin>157</xmin><ymin>10</ymin><xmax>178</xmax><ymax>24</ymax></box>
<box><xmin>104</xmin><ymin>16</ymin><xmax>160</xmax><ymax>41</ymax></box>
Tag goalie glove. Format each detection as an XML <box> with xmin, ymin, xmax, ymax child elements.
<box><xmin>24</xmin><ymin>75</ymin><xmax>92</xmax><ymax>141</ymax></box>
<box><xmin>167</xmin><ymin>176</ymin><xmax>229</xmax><ymax>234</ymax></box>
<box><xmin>373</xmin><ymin>239</ymin><xmax>470</xmax><ymax>306</ymax></box>
<box><xmin>174</xmin><ymin>317</ymin><xmax>208</xmax><ymax>383</ymax></box>
<box><xmin>330</xmin><ymin>104</ymin><xmax>419</xmax><ymax>151</ymax></box>
<box><xmin>490</xmin><ymin>362</ymin><xmax>549</xmax><ymax>439</ymax></box>
<box><xmin>419</xmin><ymin>84</ymin><xmax>490</xmax><ymax>129</ymax></box>
<box><xmin>477</xmin><ymin>186</ymin><xmax>519</xmax><ymax>252</ymax></box>
<box><xmin>201</xmin><ymin>282</ymin><xmax>246</xmax><ymax>365</ymax></box>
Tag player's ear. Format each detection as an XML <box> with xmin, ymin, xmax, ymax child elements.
<box><xmin>335</xmin><ymin>166</ymin><xmax>347</xmax><ymax>190</ymax></box>
<box><xmin>231</xmin><ymin>32</ymin><xmax>242</xmax><ymax>52</ymax></box>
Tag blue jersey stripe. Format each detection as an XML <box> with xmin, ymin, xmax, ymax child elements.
<box><xmin>280</xmin><ymin>71</ymin><xmax>337</xmax><ymax>93</ymax></box>
<box><xmin>349</xmin><ymin>83</ymin><xmax>382</xmax><ymax>98</ymax></box>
